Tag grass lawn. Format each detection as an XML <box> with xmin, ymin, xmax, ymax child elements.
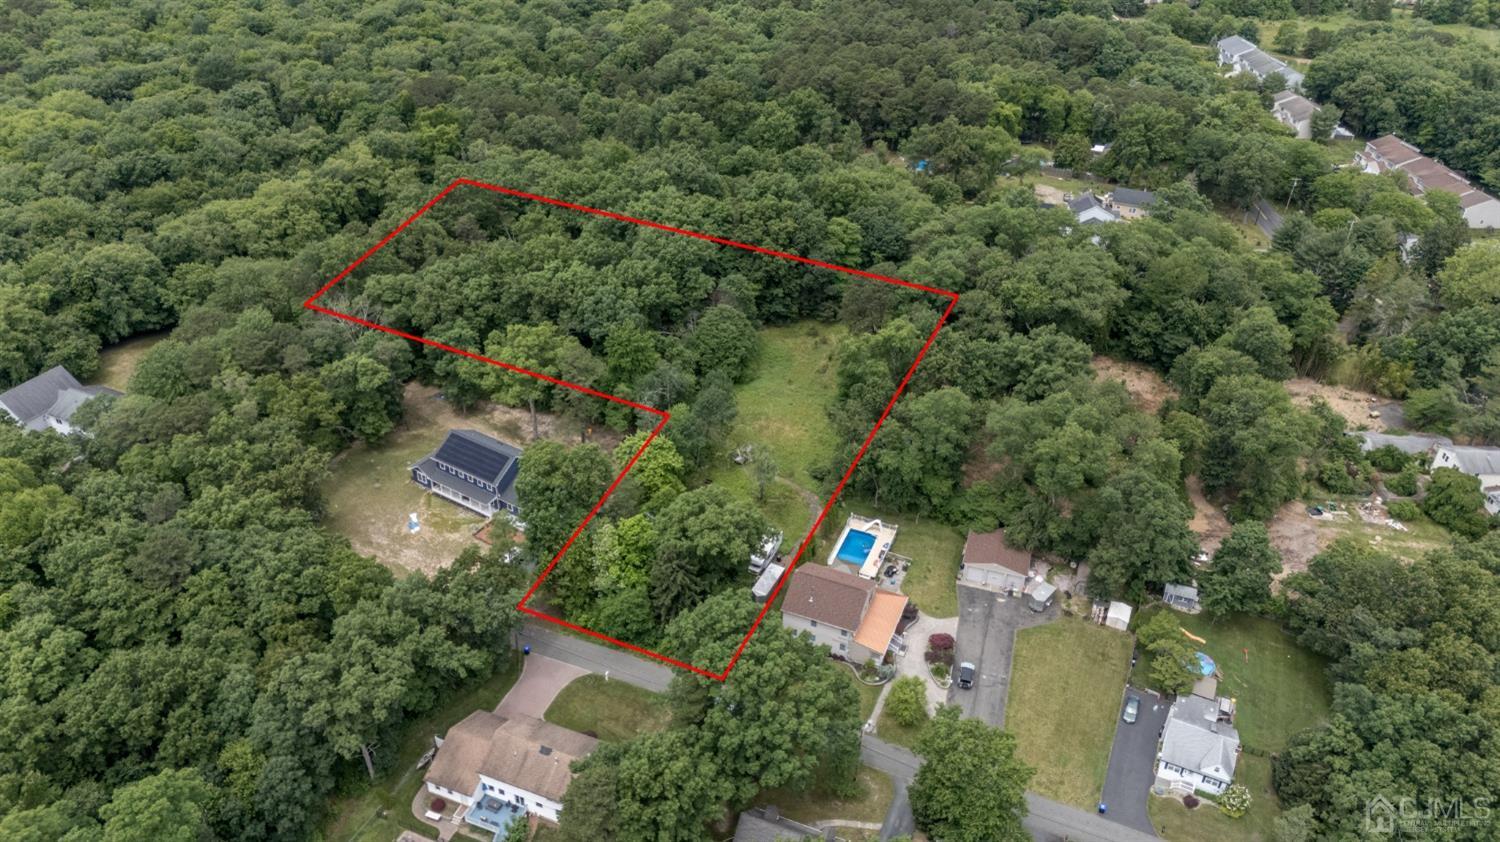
<box><xmin>707</xmin><ymin>457</ymin><xmax>815</xmax><ymax>547</ymax></box>
<box><xmin>1131</xmin><ymin>606</ymin><xmax>1330</xmax><ymax>753</ymax></box>
<box><xmin>875</xmin><ymin>705</ymin><xmax>927</xmax><ymax>751</ymax></box>
<box><xmin>89</xmin><ymin>331</ymin><xmax>168</xmax><ymax>391</ymax></box>
<box><xmin>323</xmin><ymin>657</ymin><xmax>522</xmax><ymax>842</ymax></box>
<box><xmin>829</xmin><ymin>498</ymin><xmax>965</xmax><ymax>618</ymax></box>
<box><xmin>755</xmin><ymin>764</ymin><xmax>895</xmax><ymax>841</ymax></box>
<box><xmin>851</xmin><ymin>673</ymin><xmax>884</xmax><ymax>724</ymax></box>
<box><xmin>721</xmin><ymin>322</ymin><xmax>842</xmax><ymax>489</ymax></box>
<box><xmin>543</xmin><ymin>674</ymin><xmax>673</xmax><ymax>743</ymax></box>
<box><xmin>1007</xmin><ymin>617</ymin><xmax>1134</xmax><ymax>809</ymax></box>
<box><xmin>1302</xmin><ymin>496</ymin><xmax>1453</xmax><ymax>564</ymax></box>
<box><xmin>1149</xmin><ymin>753</ymin><xmax>1279</xmax><ymax>842</ymax></box>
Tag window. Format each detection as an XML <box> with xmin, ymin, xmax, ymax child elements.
<box><xmin>840</xmin><ymin>629</ymin><xmax>849</xmax><ymax>637</ymax></box>
<box><xmin>809</xmin><ymin>620</ymin><xmax>818</xmax><ymax>627</ymax></box>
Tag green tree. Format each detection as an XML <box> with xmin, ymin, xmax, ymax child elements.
<box><xmin>1421</xmin><ymin>468</ymin><xmax>1491</xmax><ymax>538</ymax></box>
<box><xmin>1199</xmin><ymin>522</ymin><xmax>1282</xmax><ymax>615</ymax></box>
<box><xmin>752</xmin><ymin>445</ymin><xmax>778</xmax><ymax>502</ymax></box>
<box><xmin>514</xmin><ymin>441</ymin><xmax>614</xmax><ymax>586</ymax></box>
<box><xmin>886</xmin><ymin>676</ymin><xmax>930</xmax><ymax>727</ymax></box>
<box><xmin>99</xmin><ymin>769</ymin><xmax>215</xmax><ymax>842</ymax></box>
<box><xmin>909</xmin><ymin>705</ymin><xmax>1033</xmax><ymax>842</ymax></box>
<box><xmin>689</xmin><ymin>305</ymin><xmax>759</xmax><ymax>382</ymax></box>
<box><xmin>650</xmin><ymin>487</ymin><xmax>771</xmax><ymax>621</ymax></box>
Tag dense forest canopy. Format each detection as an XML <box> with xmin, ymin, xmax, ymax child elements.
<box><xmin>1</xmin><ymin>0</ymin><xmax>1498</xmax><ymax>839</ymax></box>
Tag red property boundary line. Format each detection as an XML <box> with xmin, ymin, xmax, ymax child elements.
<box><xmin>305</xmin><ymin>178</ymin><xmax>958</xmax><ymax>681</ymax></box>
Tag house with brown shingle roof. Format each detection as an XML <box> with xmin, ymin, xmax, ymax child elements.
<box><xmin>423</xmin><ymin>710</ymin><xmax>597</xmax><ymax>829</ymax></box>
<box><xmin>959</xmin><ymin>529</ymin><xmax>1032</xmax><ymax>593</ymax></box>
<box><xmin>780</xmin><ymin>564</ymin><xmax>909</xmax><ymax>663</ymax></box>
<box><xmin>1355</xmin><ymin>134</ymin><xmax>1500</xmax><ymax>229</ymax></box>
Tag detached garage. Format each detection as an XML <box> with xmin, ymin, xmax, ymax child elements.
<box><xmin>959</xmin><ymin>529</ymin><xmax>1031</xmax><ymax>593</ymax></box>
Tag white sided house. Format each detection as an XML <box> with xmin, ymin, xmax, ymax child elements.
<box><xmin>411</xmin><ymin>429</ymin><xmax>522</xmax><ymax>517</ymax></box>
<box><xmin>1066</xmin><ymin>192</ymin><xmax>1119</xmax><ymax>225</ymax></box>
<box><xmin>1356</xmin><ymin>134</ymin><xmax>1500</xmax><ymax>230</ymax></box>
<box><xmin>1430</xmin><ymin>445</ymin><xmax>1500</xmax><ymax>515</ymax></box>
<box><xmin>1270</xmin><ymin>91</ymin><xmax>1319</xmax><ymax>140</ymax></box>
<box><xmin>0</xmin><ymin>365</ymin><xmax>119</xmax><ymax>434</ymax></box>
<box><xmin>424</xmin><ymin>710</ymin><xmax>598</xmax><ymax>830</ymax></box>
<box><xmin>959</xmin><ymin>529</ymin><xmax>1032</xmax><ymax>593</ymax></box>
<box><xmin>1215</xmin><ymin>35</ymin><xmax>1304</xmax><ymax>90</ymax></box>
<box><xmin>1155</xmin><ymin>694</ymin><xmax>1240</xmax><ymax>795</ymax></box>
<box><xmin>781</xmin><ymin>564</ymin><xmax>908</xmax><ymax>663</ymax></box>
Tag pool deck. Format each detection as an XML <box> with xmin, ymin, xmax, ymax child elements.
<box><xmin>827</xmin><ymin>513</ymin><xmax>899</xmax><ymax>579</ymax></box>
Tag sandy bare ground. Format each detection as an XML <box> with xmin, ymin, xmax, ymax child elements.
<box><xmin>1266</xmin><ymin>500</ymin><xmax>1329</xmax><ymax>579</ymax></box>
<box><xmin>1033</xmin><ymin>183</ymin><xmax>1070</xmax><ymax>206</ymax></box>
<box><xmin>1284</xmin><ymin>378</ymin><xmax>1402</xmax><ymax>430</ymax></box>
<box><xmin>321</xmin><ymin>383</ymin><xmax>624</xmax><ymax>576</ymax></box>
<box><xmin>1186</xmin><ymin>475</ymin><xmax>1232</xmax><ymax>556</ymax></box>
<box><xmin>1092</xmin><ymin>355</ymin><xmax>1175</xmax><ymax>416</ymax></box>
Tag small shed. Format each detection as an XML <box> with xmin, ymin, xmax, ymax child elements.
<box><xmin>1025</xmin><ymin>581</ymin><xmax>1057</xmax><ymax>612</ymax></box>
<box><xmin>1164</xmin><ymin>583</ymin><xmax>1201</xmax><ymax>614</ymax></box>
<box><xmin>1104</xmin><ymin>601</ymin><xmax>1132</xmax><ymax>631</ymax></box>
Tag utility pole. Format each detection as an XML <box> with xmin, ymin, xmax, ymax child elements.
<box><xmin>361</xmin><ymin>743</ymin><xmax>376</xmax><ymax>782</ymax></box>
<box><xmin>1284</xmin><ymin>176</ymin><xmax>1300</xmax><ymax>212</ymax></box>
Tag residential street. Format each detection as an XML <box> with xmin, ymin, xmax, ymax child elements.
<box><xmin>524</xmin><ymin>618</ymin><xmax>1157</xmax><ymax>842</ymax></box>
<box><xmin>1099</xmin><ymin>686</ymin><xmax>1170</xmax><ymax>835</ymax></box>
<box><xmin>947</xmin><ymin>583</ymin><xmax>1056</xmax><ymax>727</ymax></box>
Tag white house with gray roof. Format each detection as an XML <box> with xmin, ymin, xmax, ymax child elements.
<box><xmin>1431</xmin><ymin>445</ymin><xmax>1500</xmax><ymax>515</ymax></box>
<box><xmin>1215</xmin><ymin>36</ymin><xmax>1303</xmax><ymax>90</ymax></box>
<box><xmin>1066</xmin><ymin>192</ymin><xmax>1119</xmax><ymax>225</ymax></box>
<box><xmin>411</xmin><ymin>429</ymin><xmax>523</xmax><ymax>517</ymax></box>
<box><xmin>1155</xmin><ymin>695</ymin><xmax>1240</xmax><ymax>795</ymax></box>
<box><xmin>0</xmin><ymin>366</ymin><xmax>119</xmax><ymax>435</ymax></box>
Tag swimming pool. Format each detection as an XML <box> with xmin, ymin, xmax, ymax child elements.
<box><xmin>836</xmin><ymin>529</ymin><xmax>877</xmax><ymax>564</ymax></box>
<box><xmin>1195</xmin><ymin>651</ymin><xmax>1216</xmax><ymax>677</ymax></box>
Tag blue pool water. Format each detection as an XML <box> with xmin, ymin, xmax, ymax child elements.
<box><xmin>836</xmin><ymin>529</ymin><xmax>877</xmax><ymax>564</ymax></box>
<box><xmin>1195</xmin><ymin>651</ymin><xmax>1216</xmax><ymax>677</ymax></box>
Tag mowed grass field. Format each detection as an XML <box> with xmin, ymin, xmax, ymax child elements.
<box><xmin>1006</xmin><ymin>617</ymin><xmax>1134</xmax><ymax>809</ymax></box>
<box><xmin>1131</xmin><ymin>606</ymin><xmax>1331</xmax><ymax>753</ymax></box>
<box><xmin>713</xmin><ymin>322</ymin><xmax>842</xmax><ymax>489</ymax></box>
<box><xmin>755</xmin><ymin>765</ymin><xmax>895</xmax><ymax>842</ymax></box>
<box><xmin>89</xmin><ymin>331</ymin><xmax>167</xmax><ymax>391</ymax></box>
<box><xmin>544</xmin><ymin>675</ymin><xmax>673</xmax><ymax>743</ymax></box>
<box><xmin>323</xmin><ymin>659</ymin><xmax>521</xmax><ymax>842</ymax></box>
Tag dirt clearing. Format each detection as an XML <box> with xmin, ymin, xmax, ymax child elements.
<box><xmin>1284</xmin><ymin>378</ymin><xmax>1404</xmax><ymax>430</ymax></box>
<box><xmin>1093</xmin><ymin>355</ymin><xmax>1175</xmax><ymax>415</ymax></box>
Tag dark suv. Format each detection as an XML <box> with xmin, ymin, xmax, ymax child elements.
<box><xmin>957</xmin><ymin>661</ymin><xmax>976</xmax><ymax>689</ymax></box>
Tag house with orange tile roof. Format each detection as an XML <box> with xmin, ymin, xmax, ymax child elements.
<box><xmin>780</xmin><ymin>564</ymin><xmax>909</xmax><ymax>663</ymax></box>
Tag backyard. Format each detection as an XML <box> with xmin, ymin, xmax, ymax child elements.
<box><xmin>1006</xmin><ymin>617</ymin><xmax>1135</xmax><ymax>809</ymax></box>
<box><xmin>323</xmin><ymin>658</ymin><xmax>521</xmax><ymax>842</ymax></box>
<box><xmin>543</xmin><ymin>675</ymin><xmax>673</xmax><ymax>743</ymax></box>
<box><xmin>320</xmin><ymin>383</ymin><xmax>618</xmax><ymax>575</ymax></box>
<box><xmin>89</xmin><ymin>331</ymin><xmax>167</xmax><ymax>391</ymax></box>
<box><xmin>827</xmin><ymin>499</ymin><xmax>966</xmax><ymax>618</ymax></box>
<box><xmin>1130</xmin><ymin>606</ymin><xmax>1331</xmax><ymax>753</ymax></box>
<box><xmin>1150</xmin><ymin>753</ymin><xmax>1279</xmax><ymax>842</ymax></box>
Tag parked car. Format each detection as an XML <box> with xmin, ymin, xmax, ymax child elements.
<box><xmin>957</xmin><ymin>662</ymin><xmax>976</xmax><ymax>689</ymax></box>
<box><xmin>1122</xmin><ymin>695</ymin><xmax>1140</xmax><ymax>724</ymax></box>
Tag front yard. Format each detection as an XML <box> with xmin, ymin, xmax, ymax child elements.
<box><xmin>323</xmin><ymin>658</ymin><xmax>522</xmax><ymax>842</ymax></box>
<box><xmin>1149</xmin><ymin>753</ymin><xmax>1279</xmax><ymax>842</ymax></box>
<box><xmin>543</xmin><ymin>675</ymin><xmax>673</xmax><ymax>743</ymax></box>
<box><xmin>1006</xmin><ymin>617</ymin><xmax>1134</xmax><ymax>809</ymax></box>
<box><xmin>1130</xmin><ymin>606</ymin><xmax>1330</xmax><ymax>753</ymax></box>
<box><xmin>754</xmin><ymin>765</ymin><xmax>895</xmax><ymax>842</ymax></box>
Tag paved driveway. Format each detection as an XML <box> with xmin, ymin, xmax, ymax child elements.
<box><xmin>516</xmin><ymin>622</ymin><xmax>673</xmax><ymax>692</ymax></box>
<box><xmin>947</xmin><ymin>584</ymin><xmax>1055</xmax><ymax>727</ymax></box>
<box><xmin>1099</xmin><ymin>685</ymin><xmax>1169</xmax><ymax>835</ymax></box>
<box><xmin>495</xmin><ymin>654</ymin><xmax>586</xmax><ymax>718</ymax></box>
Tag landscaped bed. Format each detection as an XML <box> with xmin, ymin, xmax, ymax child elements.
<box><xmin>1149</xmin><ymin>753</ymin><xmax>1279</xmax><ymax>842</ymax></box>
<box><xmin>1005</xmin><ymin>617</ymin><xmax>1134</xmax><ymax>809</ymax></box>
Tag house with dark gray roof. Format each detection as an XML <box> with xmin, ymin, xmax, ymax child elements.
<box><xmin>1155</xmin><ymin>694</ymin><xmax>1240</xmax><ymax>795</ymax></box>
<box><xmin>1105</xmin><ymin>187</ymin><xmax>1157</xmax><ymax>219</ymax></box>
<box><xmin>732</xmin><ymin>806</ymin><xmax>831</xmax><ymax>841</ymax></box>
<box><xmin>0</xmin><ymin>366</ymin><xmax>119</xmax><ymax>435</ymax></box>
<box><xmin>1163</xmin><ymin>582</ymin><xmax>1201</xmax><ymax>614</ymax></box>
<box><xmin>1215</xmin><ymin>35</ymin><xmax>1303</xmax><ymax>90</ymax></box>
<box><xmin>1066</xmin><ymin>192</ymin><xmax>1119</xmax><ymax>225</ymax></box>
<box><xmin>411</xmin><ymin>429</ymin><xmax>523</xmax><ymax>517</ymax></box>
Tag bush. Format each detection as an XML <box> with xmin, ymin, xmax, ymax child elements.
<box><xmin>886</xmin><ymin>676</ymin><xmax>930</xmax><ymax>727</ymax></box>
<box><xmin>1367</xmin><ymin>444</ymin><xmax>1410</xmax><ymax>473</ymax></box>
<box><xmin>1385</xmin><ymin>465</ymin><xmax>1420</xmax><ymax>497</ymax></box>
<box><xmin>925</xmin><ymin>633</ymin><xmax>955</xmax><ymax>666</ymax></box>
<box><xmin>1387</xmin><ymin>499</ymin><xmax>1421</xmax><ymax>522</ymax></box>
<box><xmin>430</xmin><ymin>798</ymin><xmax>447</xmax><ymax>812</ymax></box>
<box><xmin>1182</xmin><ymin>795</ymin><xmax>1200</xmax><ymax>809</ymax></box>
<box><xmin>1219</xmin><ymin>784</ymin><xmax>1251</xmax><ymax>818</ymax></box>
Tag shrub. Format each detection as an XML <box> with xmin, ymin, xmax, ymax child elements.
<box><xmin>1386</xmin><ymin>499</ymin><xmax>1421</xmax><ymax>522</ymax></box>
<box><xmin>1182</xmin><ymin>795</ymin><xmax>1200</xmax><ymax>809</ymax></box>
<box><xmin>925</xmin><ymin>633</ymin><xmax>955</xmax><ymax>666</ymax></box>
<box><xmin>1385</xmin><ymin>465</ymin><xmax>1420</xmax><ymax>497</ymax></box>
<box><xmin>1367</xmin><ymin>444</ymin><xmax>1409</xmax><ymax>473</ymax></box>
<box><xmin>1219</xmin><ymin>784</ymin><xmax>1251</xmax><ymax>818</ymax></box>
<box><xmin>430</xmin><ymin>798</ymin><xmax>447</xmax><ymax>812</ymax></box>
<box><xmin>886</xmin><ymin>676</ymin><xmax>930</xmax><ymax>727</ymax></box>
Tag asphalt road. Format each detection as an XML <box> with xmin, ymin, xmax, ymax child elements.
<box><xmin>523</xmin><ymin>617</ymin><xmax>1159</xmax><ymax>842</ymax></box>
<box><xmin>1099</xmin><ymin>686</ymin><xmax>1169</xmax><ymax>835</ymax></box>
<box><xmin>948</xmin><ymin>584</ymin><xmax>1054</xmax><ymax>727</ymax></box>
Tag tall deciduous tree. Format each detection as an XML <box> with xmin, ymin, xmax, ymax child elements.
<box><xmin>909</xmin><ymin>705</ymin><xmax>1033</xmax><ymax>842</ymax></box>
<box><xmin>1200</xmin><ymin>522</ymin><xmax>1282</xmax><ymax>615</ymax></box>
